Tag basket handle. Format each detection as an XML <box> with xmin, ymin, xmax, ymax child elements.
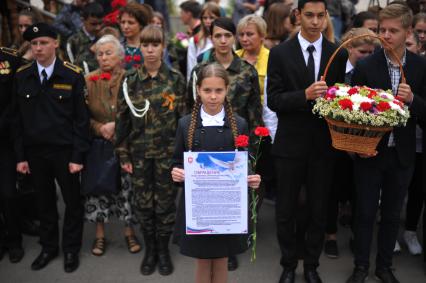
<box><xmin>321</xmin><ymin>34</ymin><xmax>406</xmax><ymax>84</ymax></box>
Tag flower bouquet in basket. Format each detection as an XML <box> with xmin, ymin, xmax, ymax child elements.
<box><xmin>313</xmin><ymin>84</ymin><xmax>410</xmax><ymax>154</ymax></box>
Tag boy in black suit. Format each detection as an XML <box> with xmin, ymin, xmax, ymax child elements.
<box><xmin>348</xmin><ymin>4</ymin><xmax>426</xmax><ymax>283</ymax></box>
<box><xmin>267</xmin><ymin>1</ymin><xmax>347</xmax><ymax>282</ymax></box>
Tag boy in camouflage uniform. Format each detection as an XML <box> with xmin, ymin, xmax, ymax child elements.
<box><xmin>115</xmin><ymin>25</ymin><xmax>186</xmax><ymax>276</ymax></box>
<box><xmin>66</xmin><ymin>2</ymin><xmax>104</xmax><ymax>74</ymax></box>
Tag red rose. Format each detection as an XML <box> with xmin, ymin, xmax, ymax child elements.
<box><xmin>125</xmin><ymin>55</ymin><xmax>132</xmax><ymax>63</ymax></box>
<box><xmin>235</xmin><ymin>135</ymin><xmax>249</xmax><ymax>148</ymax></box>
<box><xmin>133</xmin><ymin>55</ymin><xmax>141</xmax><ymax>62</ymax></box>
<box><xmin>89</xmin><ymin>75</ymin><xmax>99</xmax><ymax>81</ymax></box>
<box><xmin>254</xmin><ymin>126</ymin><xmax>269</xmax><ymax>137</ymax></box>
<box><xmin>376</xmin><ymin>101</ymin><xmax>391</xmax><ymax>112</ymax></box>
<box><xmin>348</xmin><ymin>87</ymin><xmax>358</xmax><ymax>95</ymax></box>
<box><xmin>360</xmin><ymin>102</ymin><xmax>372</xmax><ymax>111</ymax></box>
<box><xmin>100</xmin><ymin>73</ymin><xmax>111</xmax><ymax>80</ymax></box>
<box><xmin>338</xmin><ymin>98</ymin><xmax>353</xmax><ymax>110</ymax></box>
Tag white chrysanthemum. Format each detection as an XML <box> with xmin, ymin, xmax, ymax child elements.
<box><xmin>348</xmin><ymin>94</ymin><xmax>373</xmax><ymax>111</ymax></box>
<box><xmin>335</xmin><ymin>86</ymin><xmax>351</xmax><ymax>96</ymax></box>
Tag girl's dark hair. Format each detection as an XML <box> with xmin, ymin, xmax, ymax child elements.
<box><xmin>211</xmin><ymin>17</ymin><xmax>236</xmax><ymax>35</ymax></box>
<box><xmin>119</xmin><ymin>2</ymin><xmax>153</xmax><ymax>28</ymax></box>
<box><xmin>187</xmin><ymin>63</ymin><xmax>238</xmax><ymax>150</ymax></box>
<box><xmin>413</xmin><ymin>13</ymin><xmax>426</xmax><ymax>28</ymax></box>
<box><xmin>265</xmin><ymin>3</ymin><xmax>291</xmax><ymax>41</ymax></box>
<box><xmin>18</xmin><ymin>7</ymin><xmax>43</xmax><ymax>24</ymax></box>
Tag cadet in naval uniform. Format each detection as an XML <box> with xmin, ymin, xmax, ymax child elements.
<box><xmin>12</xmin><ymin>23</ymin><xmax>91</xmax><ymax>273</ymax></box>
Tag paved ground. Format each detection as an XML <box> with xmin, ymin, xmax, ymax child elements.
<box><xmin>0</xmin><ymin>195</ymin><xmax>424</xmax><ymax>283</ymax></box>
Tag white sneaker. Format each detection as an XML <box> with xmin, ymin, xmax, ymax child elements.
<box><xmin>403</xmin><ymin>230</ymin><xmax>422</xmax><ymax>255</ymax></box>
<box><xmin>393</xmin><ymin>240</ymin><xmax>401</xmax><ymax>253</ymax></box>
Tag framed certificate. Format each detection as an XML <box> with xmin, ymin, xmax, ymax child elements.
<box><xmin>184</xmin><ymin>151</ymin><xmax>248</xmax><ymax>235</ymax></box>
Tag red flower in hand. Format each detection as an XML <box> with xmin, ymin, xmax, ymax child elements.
<box><xmin>376</xmin><ymin>101</ymin><xmax>391</xmax><ymax>112</ymax></box>
<box><xmin>89</xmin><ymin>75</ymin><xmax>99</xmax><ymax>81</ymax></box>
<box><xmin>133</xmin><ymin>55</ymin><xmax>141</xmax><ymax>62</ymax></box>
<box><xmin>103</xmin><ymin>10</ymin><xmax>119</xmax><ymax>25</ymax></box>
<box><xmin>360</xmin><ymin>102</ymin><xmax>372</xmax><ymax>111</ymax></box>
<box><xmin>100</xmin><ymin>73</ymin><xmax>111</xmax><ymax>80</ymax></box>
<box><xmin>125</xmin><ymin>55</ymin><xmax>132</xmax><ymax>63</ymax></box>
<box><xmin>111</xmin><ymin>0</ymin><xmax>127</xmax><ymax>10</ymax></box>
<box><xmin>338</xmin><ymin>98</ymin><xmax>353</xmax><ymax>110</ymax></box>
<box><xmin>254</xmin><ymin>126</ymin><xmax>269</xmax><ymax>137</ymax></box>
<box><xmin>235</xmin><ymin>135</ymin><xmax>249</xmax><ymax>148</ymax></box>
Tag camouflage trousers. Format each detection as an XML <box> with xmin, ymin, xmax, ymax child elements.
<box><xmin>131</xmin><ymin>157</ymin><xmax>176</xmax><ymax>237</ymax></box>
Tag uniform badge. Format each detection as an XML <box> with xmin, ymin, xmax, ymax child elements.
<box><xmin>33</xmin><ymin>26</ymin><xmax>39</xmax><ymax>33</ymax></box>
<box><xmin>161</xmin><ymin>92</ymin><xmax>176</xmax><ymax>111</ymax></box>
<box><xmin>53</xmin><ymin>83</ymin><xmax>72</xmax><ymax>90</ymax></box>
<box><xmin>0</xmin><ymin>61</ymin><xmax>11</xmax><ymax>75</ymax></box>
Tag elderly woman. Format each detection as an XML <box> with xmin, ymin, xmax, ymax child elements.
<box><xmin>236</xmin><ymin>15</ymin><xmax>269</xmax><ymax>105</ymax></box>
<box><xmin>84</xmin><ymin>34</ymin><xmax>141</xmax><ymax>256</ymax></box>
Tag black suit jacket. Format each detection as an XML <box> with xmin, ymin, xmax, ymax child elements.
<box><xmin>351</xmin><ymin>49</ymin><xmax>426</xmax><ymax>167</ymax></box>
<box><xmin>267</xmin><ymin>36</ymin><xmax>347</xmax><ymax>159</ymax></box>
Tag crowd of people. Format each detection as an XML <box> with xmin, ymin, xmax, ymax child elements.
<box><xmin>0</xmin><ymin>0</ymin><xmax>426</xmax><ymax>283</ymax></box>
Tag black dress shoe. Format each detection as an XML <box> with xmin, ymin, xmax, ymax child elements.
<box><xmin>228</xmin><ymin>255</ymin><xmax>238</xmax><ymax>271</ymax></box>
<box><xmin>31</xmin><ymin>251</ymin><xmax>58</xmax><ymax>271</ymax></box>
<box><xmin>9</xmin><ymin>247</ymin><xmax>24</xmax><ymax>263</ymax></box>
<box><xmin>304</xmin><ymin>269</ymin><xmax>323</xmax><ymax>283</ymax></box>
<box><xmin>20</xmin><ymin>219</ymin><xmax>40</xmax><ymax>237</ymax></box>
<box><xmin>279</xmin><ymin>269</ymin><xmax>295</xmax><ymax>283</ymax></box>
<box><xmin>64</xmin><ymin>253</ymin><xmax>79</xmax><ymax>273</ymax></box>
<box><xmin>346</xmin><ymin>266</ymin><xmax>368</xmax><ymax>283</ymax></box>
<box><xmin>375</xmin><ymin>268</ymin><xmax>400</xmax><ymax>283</ymax></box>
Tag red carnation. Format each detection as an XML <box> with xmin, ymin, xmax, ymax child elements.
<box><xmin>376</xmin><ymin>101</ymin><xmax>391</xmax><ymax>112</ymax></box>
<box><xmin>103</xmin><ymin>10</ymin><xmax>119</xmax><ymax>25</ymax></box>
<box><xmin>111</xmin><ymin>0</ymin><xmax>127</xmax><ymax>10</ymax></box>
<box><xmin>338</xmin><ymin>98</ymin><xmax>353</xmax><ymax>110</ymax></box>
<box><xmin>325</xmin><ymin>93</ymin><xmax>336</xmax><ymax>100</ymax></box>
<box><xmin>89</xmin><ymin>75</ymin><xmax>99</xmax><ymax>81</ymax></box>
<box><xmin>133</xmin><ymin>55</ymin><xmax>141</xmax><ymax>62</ymax></box>
<box><xmin>348</xmin><ymin>87</ymin><xmax>358</xmax><ymax>95</ymax></box>
<box><xmin>125</xmin><ymin>55</ymin><xmax>132</xmax><ymax>63</ymax></box>
<box><xmin>360</xmin><ymin>102</ymin><xmax>372</xmax><ymax>111</ymax></box>
<box><xmin>235</xmin><ymin>135</ymin><xmax>249</xmax><ymax>148</ymax></box>
<box><xmin>254</xmin><ymin>126</ymin><xmax>269</xmax><ymax>137</ymax></box>
<box><xmin>100</xmin><ymin>73</ymin><xmax>111</xmax><ymax>80</ymax></box>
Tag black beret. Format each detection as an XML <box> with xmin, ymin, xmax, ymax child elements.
<box><xmin>23</xmin><ymin>23</ymin><xmax>58</xmax><ymax>41</ymax></box>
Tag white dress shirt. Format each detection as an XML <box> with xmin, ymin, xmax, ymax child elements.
<box><xmin>200</xmin><ymin>105</ymin><xmax>225</xmax><ymax>127</ymax></box>
<box><xmin>262</xmin><ymin>76</ymin><xmax>278</xmax><ymax>143</ymax></box>
<box><xmin>297</xmin><ymin>32</ymin><xmax>323</xmax><ymax>81</ymax></box>
<box><xmin>187</xmin><ymin>37</ymin><xmax>213</xmax><ymax>81</ymax></box>
<box><xmin>37</xmin><ymin>58</ymin><xmax>56</xmax><ymax>83</ymax></box>
<box><xmin>345</xmin><ymin>60</ymin><xmax>354</xmax><ymax>74</ymax></box>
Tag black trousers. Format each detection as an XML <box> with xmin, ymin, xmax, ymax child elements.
<box><xmin>353</xmin><ymin>148</ymin><xmax>413</xmax><ymax>269</ymax></box>
<box><xmin>0</xmin><ymin>142</ymin><xmax>22</xmax><ymax>248</ymax></box>
<box><xmin>326</xmin><ymin>152</ymin><xmax>355</xmax><ymax>234</ymax></box>
<box><xmin>27</xmin><ymin>146</ymin><xmax>84</xmax><ymax>254</ymax></box>
<box><xmin>405</xmin><ymin>153</ymin><xmax>424</xmax><ymax>231</ymax></box>
<box><xmin>275</xmin><ymin>155</ymin><xmax>334</xmax><ymax>270</ymax></box>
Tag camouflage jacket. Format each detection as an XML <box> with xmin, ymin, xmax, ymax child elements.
<box><xmin>187</xmin><ymin>50</ymin><xmax>263</xmax><ymax>132</ymax></box>
<box><xmin>66</xmin><ymin>30</ymin><xmax>98</xmax><ymax>75</ymax></box>
<box><xmin>115</xmin><ymin>62</ymin><xmax>187</xmax><ymax>163</ymax></box>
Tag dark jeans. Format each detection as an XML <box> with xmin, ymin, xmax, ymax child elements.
<box><xmin>353</xmin><ymin>148</ymin><xmax>413</xmax><ymax>269</ymax></box>
<box><xmin>27</xmin><ymin>146</ymin><xmax>84</xmax><ymax>254</ymax></box>
<box><xmin>275</xmin><ymin>155</ymin><xmax>334</xmax><ymax>270</ymax></box>
<box><xmin>405</xmin><ymin>153</ymin><xmax>424</xmax><ymax>231</ymax></box>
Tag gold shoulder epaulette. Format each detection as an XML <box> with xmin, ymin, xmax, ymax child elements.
<box><xmin>0</xmin><ymin>47</ymin><xmax>18</xmax><ymax>57</ymax></box>
<box><xmin>63</xmin><ymin>61</ymin><xmax>82</xmax><ymax>73</ymax></box>
<box><xmin>16</xmin><ymin>63</ymin><xmax>32</xmax><ymax>73</ymax></box>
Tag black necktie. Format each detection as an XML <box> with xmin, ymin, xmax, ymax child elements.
<box><xmin>41</xmin><ymin>69</ymin><xmax>48</xmax><ymax>86</ymax></box>
<box><xmin>307</xmin><ymin>45</ymin><xmax>316</xmax><ymax>83</ymax></box>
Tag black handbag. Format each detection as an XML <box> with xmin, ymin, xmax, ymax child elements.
<box><xmin>81</xmin><ymin>138</ymin><xmax>120</xmax><ymax>196</ymax></box>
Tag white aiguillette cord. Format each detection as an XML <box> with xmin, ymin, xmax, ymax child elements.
<box><xmin>192</xmin><ymin>70</ymin><xmax>197</xmax><ymax>102</ymax></box>
<box><xmin>122</xmin><ymin>78</ymin><xmax>150</xmax><ymax>118</ymax></box>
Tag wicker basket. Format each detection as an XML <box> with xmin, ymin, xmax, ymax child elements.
<box><xmin>321</xmin><ymin>34</ymin><xmax>404</xmax><ymax>155</ymax></box>
<box><xmin>325</xmin><ymin>118</ymin><xmax>392</xmax><ymax>155</ymax></box>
